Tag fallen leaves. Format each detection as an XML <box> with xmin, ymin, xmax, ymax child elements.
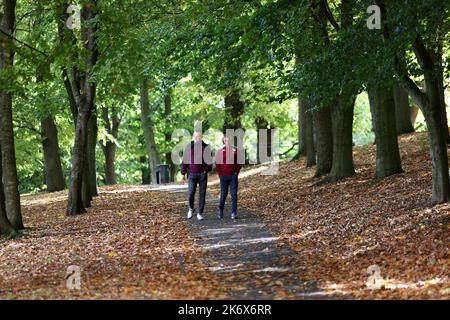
<box><xmin>0</xmin><ymin>186</ymin><xmax>227</xmax><ymax>299</ymax></box>
<box><xmin>210</xmin><ymin>131</ymin><xmax>449</xmax><ymax>299</ymax></box>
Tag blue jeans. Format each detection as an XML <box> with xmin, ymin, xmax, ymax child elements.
<box><xmin>188</xmin><ymin>172</ymin><xmax>208</xmax><ymax>214</ymax></box>
<box><xmin>218</xmin><ymin>174</ymin><xmax>238</xmax><ymax>215</ymax></box>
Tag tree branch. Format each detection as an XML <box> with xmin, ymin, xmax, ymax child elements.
<box><xmin>320</xmin><ymin>0</ymin><xmax>339</xmax><ymax>30</ymax></box>
<box><xmin>0</xmin><ymin>29</ymin><xmax>48</xmax><ymax>57</ymax></box>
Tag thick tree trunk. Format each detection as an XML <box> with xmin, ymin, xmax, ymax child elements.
<box><xmin>297</xmin><ymin>95</ymin><xmax>307</xmax><ymax>157</ymax></box>
<box><xmin>66</xmin><ymin>1</ymin><xmax>98</xmax><ymax>215</ymax></box>
<box><xmin>81</xmin><ymin>113</ymin><xmax>97</xmax><ymax>209</ymax></box>
<box><xmin>164</xmin><ymin>91</ymin><xmax>176</xmax><ymax>182</ymax></box>
<box><xmin>140</xmin><ymin>155</ymin><xmax>151</xmax><ymax>185</ymax></box>
<box><xmin>41</xmin><ymin>116</ymin><xmax>65</xmax><ymax>192</ymax></box>
<box><xmin>101</xmin><ymin>106</ymin><xmax>119</xmax><ymax>185</ymax></box>
<box><xmin>103</xmin><ymin>142</ymin><xmax>117</xmax><ymax>185</ymax></box>
<box><xmin>302</xmin><ymin>99</ymin><xmax>316</xmax><ymax>167</ymax></box>
<box><xmin>422</xmin><ymin>105</ymin><xmax>450</xmax><ymax>204</ymax></box>
<box><xmin>67</xmin><ymin>112</ymin><xmax>89</xmax><ymax>215</ymax></box>
<box><xmin>82</xmin><ymin>160</ymin><xmax>92</xmax><ymax>208</ymax></box>
<box><xmin>368</xmin><ymin>85</ymin><xmax>403</xmax><ymax>178</ymax></box>
<box><xmin>140</xmin><ymin>79</ymin><xmax>161</xmax><ymax>184</ymax></box>
<box><xmin>393</xmin><ymin>85</ymin><xmax>414</xmax><ymax>135</ymax></box>
<box><xmin>396</xmin><ymin>36</ymin><xmax>450</xmax><ymax>203</ymax></box>
<box><xmin>82</xmin><ymin>111</ymin><xmax>98</xmax><ymax>207</ymax></box>
<box><xmin>223</xmin><ymin>89</ymin><xmax>244</xmax><ymax>132</ymax></box>
<box><xmin>313</xmin><ymin>105</ymin><xmax>333</xmax><ymax>176</ymax></box>
<box><xmin>328</xmin><ymin>95</ymin><xmax>355</xmax><ymax>181</ymax></box>
<box><xmin>0</xmin><ymin>144</ymin><xmax>16</xmax><ymax>237</ymax></box>
<box><xmin>0</xmin><ymin>0</ymin><xmax>23</xmax><ymax>230</ymax></box>
<box><xmin>255</xmin><ymin>117</ymin><xmax>269</xmax><ymax>164</ymax></box>
<box><xmin>298</xmin><ymin>97</ymin><xmax>316</xmax><ymax>167</ymax></box>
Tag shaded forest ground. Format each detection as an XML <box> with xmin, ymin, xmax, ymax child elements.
<box><xmin>209</xmin><ymin>131</ymin><xmax>449</xmax><ymax>299</ymax></box>
<box><xmin>0</xmin><ymin>131</ymin><xmax>448</xmax><ymax>299</ymax></box>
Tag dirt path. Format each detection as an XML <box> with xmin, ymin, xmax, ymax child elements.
<box><xmin>162</xmin><ymin>184</ymin><xmax>329</xmax><ymax>299</ymax></box>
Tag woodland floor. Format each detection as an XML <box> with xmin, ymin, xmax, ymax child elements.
<box><xmin>0</xmin><ymin>131</ymin><xmax>448</xmax><ymax>299</ymax></box>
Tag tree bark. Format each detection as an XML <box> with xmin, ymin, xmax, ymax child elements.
<box><xmin>223</xmin><ymin>89</ymin><xmax>244</xmax><ymax>132</ymax></box>
<box><xmin>0</xmin><ymin>0</ymin><xmax>23</xmax><ymax>230</ymax></box>
<box><xmin>255</xmin><ymin>117</ymin><xmax>275</xmax><ymax>164</ymax></box>
<box><xmin>328</xmin><ymin>95</ymin><xmax>355</xmax><ymax>181</ymax></box>
<box><xmin>101</xmin><ymin>106</ymin><xmax>119</xmax><ymax>185</ymax></box>
<box><xmin>67</xmin><ymin>111</ymin><xmax>89</xmax><ymax>215</ymax></box>
<box><xmin>66</xmin><ymin>1</ymin><xmax>98</xmax><ymax>215</ymax></box>
<box><xmin>297</xmin><ymin>95</ymin><xmax>307</xmax><ymax>157</ymax></box>
<box><xmin>164</xmin><ymin>91</ymin><xmax>176</xmax><ymax>182</ymax></box>
<box><xmin>140</xmin><ymin>155</ymin><xmax>151</xmax><ymax>185</ymax></box>
<box><xmin>140</xmin><ymin>79</ymin><xmax>161</xmax><ymax>184</ymax></box>
<box><xmin>41</xmin><ymin>116</ymin><xmax>65</xmax><ymax>192</ymax></box>
<box><xmin>313</xmin><ymin>105</ymin><xmax>333</xmax><ymax>176</ymax></box>
<box><xmin>393</xmin><ymin>85</ymin><xmax>414</xmax><ymax>135</ymax></box>
<box><xmin>302</xmin><ymin>99</ymin><xmax>316</xmax><ymax>167</ymax></box>
<box><xmin>395</xmin><ymin>36</ymin><xmax>450</xmax><ymax>203</ymax></box>
<box><xmin>81</xmin><ymin>112</ymin><xmax>98</xmax><ymax>208</ymax></box>
<box><xmin>368</xmin><ymin>84</ymin><xmax>403</xmax><ymax>178</ymax></box>
<box><xmin>0</xmin><ymin>144</ymin><xmax>16</xmax><ymax>237</ymax></box>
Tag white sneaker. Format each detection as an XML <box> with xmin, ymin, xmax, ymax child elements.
<box><xmin>187</xmin><ymin>208</ymin><xmax>194</xmax><ymax>219</ymax></box>
<box><xmin>197</xmin><ymin>213</ymin><xmax>204</xmax><ymax>221</ymax></box>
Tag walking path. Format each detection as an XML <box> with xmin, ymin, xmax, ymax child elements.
<box><xmin>155</xmin><ymin>183</ymin><xmax>329</xmax><ymax>299</ymax></box>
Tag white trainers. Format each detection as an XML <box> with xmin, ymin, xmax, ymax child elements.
<box><xmin>197</xmin><ymin>213</ymin><xmax>204</xmax><ymax>221</ymax></box>
<box><xmin>187</xmin><ymin>208</ymin><xmax>194</xmax><ymax>219</ymax></box>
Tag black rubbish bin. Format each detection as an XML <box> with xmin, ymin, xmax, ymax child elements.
<box><xmin>157</xmin><ymin>164</ymin><xmax>170</xmax><ymax>184</ymax></box>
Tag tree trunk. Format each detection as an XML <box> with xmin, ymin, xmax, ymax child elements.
<box><xmin>297</xmin><ymin>95</ymin><xmax>307</xmax><ymax>157</ymax></box>
<box><xmin>393</xmin><ymin>85</ymin><xmax>414</xmax><ymax>135</ymax></box>
<box><xmin>0</xmin><ymin>144</ymin><xmax>16</xmax><ymax>237</ymax></box>
<box><xmin>396</xmin><ymin>36</ymin><xmax>450</xmax><ymax>204</ymax></box>
<box><xmin>140</xmin><ymin>155</ymin><xmax>151</xmax><ymax>185</ymax></box>
<box><xmin>66</xmin><ymin>1</ymin><xmax>98</xmax><ymax>215</ymax></box>
<box><xmin>368</xmin><ymin>84</ymin><xmax>403</xmax><ymax>178</ymax></box>
<box><xmin>223</xmin><ymin>89</ymin><xmax>244</xmax><ymax>132</ymax></box>
<box><xmin>313</xmin><ymin>105</ymin><xmax>333</xmax><ymax>176</ymax></box>
<box><xmin>82</xmin><ymin>110</ymin><xmax>98</xmax><ymax>208</ymax></box>
<box><xmin>164</xmin><ymin>91</ymin><xmax>176</xmax><ymax>182</ymax></box>
<box><xmin>67</xmin><ymin>111</ymin><xmax>89</xmax><ymax>215</ymax></box>
<box><xmin>299</xmin><ymin>98</ymin><xmax>315</xmax><ymax>167</ymax></box>
<box><xmin>41</xmin><ymin>116</ymin><xmax>65</xmax><ymax>192</ymax></box>
<box><xmin>0</xmin><ymin>0</ymin><xmax>23</xmax><ymax>230</ymax></box>
<box><xmin>328</xmin><ymin>95</ymin><xmax>355</xmax><ymax>181</ymax></box>
<box><xmin>140</xmin><ymin>79</ymin><xmax>161</xmax><ymax>184</ymax></box>
<box><xmin>81</xmin><ymin>113</ymin><xmax>97</xmax><ymax>209</ymax></box>
<box><xmin>103</xmin><ymin>142</ymin><xmax>117</xmax><ymax>185</ymax></box>
<box><xmin>422</xmin><ymin>105</ymin><xmax>450</xmax><ymax>204</ymax></box>
<box><xmin>255</xmin><ymin>117</ymin><xmax>269</xmax><ymax>164</ymax></box>
<box><xmin>101</xmin><ymin>106</ymin><xmax>120</xmax><ymax>185</ymax></box>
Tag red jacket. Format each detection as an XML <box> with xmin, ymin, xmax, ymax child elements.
<box><xmin>215</xmin><ymin>147</ymin><xmax>242</xmax><ymax>177</ymax></box>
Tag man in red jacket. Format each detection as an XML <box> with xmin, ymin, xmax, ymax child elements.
<box><xmin>215</xmin><ymin>135</ymin><xmax>242</xmax><ymax>219</ymax></box>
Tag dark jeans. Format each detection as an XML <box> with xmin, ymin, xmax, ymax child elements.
<box><xmin>218</xmin><ymin>174</ymin><xmax>238</xmax><ymax>215</ymax></box>
<box><xmin>188</xmin><ymin>172</ymin><xmax>208</xmax><ymax>214</ymax></box>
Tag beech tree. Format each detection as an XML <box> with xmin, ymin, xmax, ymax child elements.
<box><xmin>0</xmin><ymin>0</ymin><xmax>23</xmax><ymax>230</ymax></box>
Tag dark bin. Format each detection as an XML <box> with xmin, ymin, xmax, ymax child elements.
<box><xmin>157</xmin><ymin>164</ymin><xmax>170</xmax><ymax>184</ymax></box>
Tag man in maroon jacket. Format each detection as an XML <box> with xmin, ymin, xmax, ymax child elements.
<box><xmin>181</xmin><ymin>131</ymin><xmax>212</xmax><ymax>221</ymax></box>
<box><xmin>215</xmin><ymin>136</ymin><xmax>242</xmax><ymax>219</ymax></box>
